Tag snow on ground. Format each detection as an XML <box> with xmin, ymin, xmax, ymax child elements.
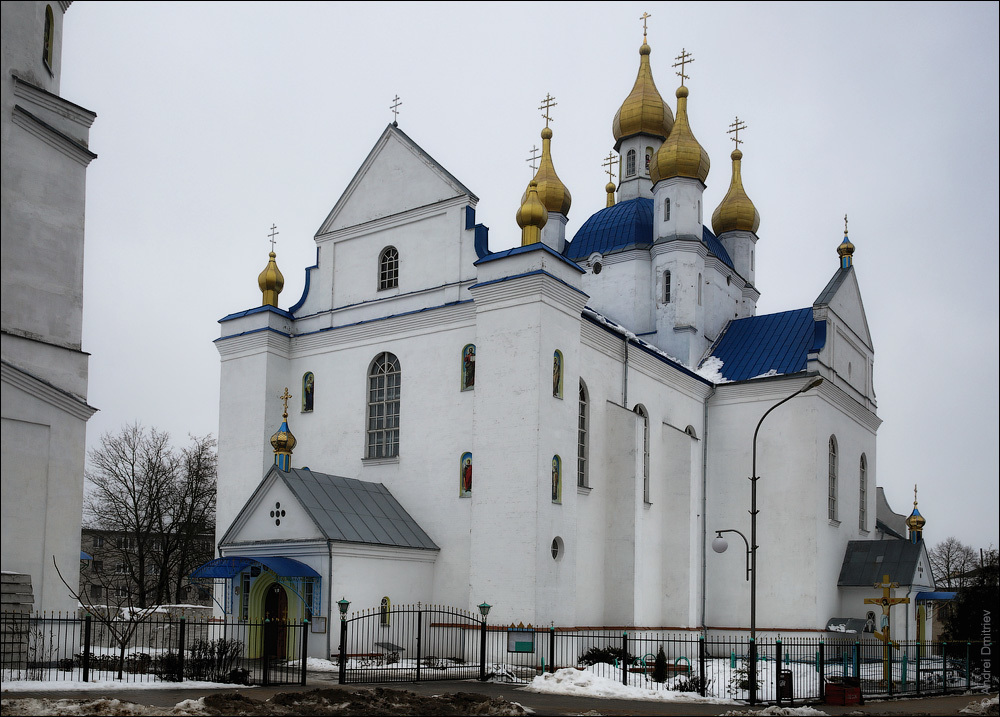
<box><xmin>961</xmin><ymin>695</ymin><xmax>1000</xmax><ymax>715</ymax></box>
<box><xmin>721</xmin><ymin>707</ymin><xmax>829</xmax><ymax>716</ymax></box>
<box><xmin>1</xmin><ymin>679</ymin><xmax>247</xmax><ymax>692</ymax></box>
<box><xmin>524</xmin><ymin>665</ymin><xmax>736</xmax><ymax>704</ymax></box>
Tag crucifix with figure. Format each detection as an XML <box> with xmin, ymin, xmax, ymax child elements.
<box><xmin>864</xmin><ymin>574</ymin><xmax>910</xmax><ymax>686</ymax></box>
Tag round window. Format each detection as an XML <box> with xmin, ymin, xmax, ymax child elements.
<box><xmin>592</xmin><ymin>262</ymin><xmax>602</xmax><ymax>275</ymax></box>
<box><xmin>551</xmin><ymin>537</ymin><xmax>564</xmax><ymax>560</ymax></box>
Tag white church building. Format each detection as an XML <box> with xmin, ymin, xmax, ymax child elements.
<box><xmin>210</xmin><ymin>30</ymin><xmax>932</xmax><ymax>657</ymax></box>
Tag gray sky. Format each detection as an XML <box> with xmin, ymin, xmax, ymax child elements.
<box><xmin>61</xmin><ymin>2</ymin><xmax>999</xmax><ymax>551</ymax></box>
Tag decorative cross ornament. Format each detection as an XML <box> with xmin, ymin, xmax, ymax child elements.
<box><xmin>390</xmin><ymin>95</ymin><xmax>402</xmax><ymax>123</ymax></box>
<box><xmin>640</xmin><ymin>12</ymin><xmax>652</xmax><ymax>40</ymax></box>
<box><xmin>278</xmin><ymin>387</ymin><xmax>292</xmax><ymax>419</ymax></box>
<box><xmin>844</xmin><ymin>213</ymin><xmax>849</xmax><ymax>236</ymax></box>
<box><xmin>526</xmin><ymin>145</ymin><xmax>541</xmax><ymax>173</ymax></box>
<box><xmin>864</xmin><ymin>574</ymin><xmax>910</xmax><ymax>686</ymax></box>
<box><xmin>268</xmin><ymin>223</ymin><xmax>279</xmax><ymax>252</ymax></box>
<box><xmin>673</xmin><ymin>48</ymin><xmax>694</xmax><ymax>85</ymax></box>
<box><xmin>602</xmin><ymin>151</ymin><xmax>618</xmax><ymax>182</ymax></box>
<box><xmin>728</xmin><ymin>116</ymin><xmax>747</xmax><ymax>148</ymax></box>
<box><xmin>539</xmin><ymin>93</ymin><xmax>557</xmax><ymax>128</ymax></box>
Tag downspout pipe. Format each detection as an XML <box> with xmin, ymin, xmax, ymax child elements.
<box><xmin>622</xmin><ymin>335</ymin><xmax>629</xmax><ymax>406</ymax></box>
<box><xmin>700</xmin><ymin>385</ymin><xmax>716</xmax><ymax>637</ymax></box>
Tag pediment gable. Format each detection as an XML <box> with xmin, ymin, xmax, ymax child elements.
<box><xmin>317</xmin><ymin>124</ymin><xmax>476</xmax><ymax>236</ymax></box>
<box><xmin>221</xmin><ymin>466</ymin><xmax>324</xmax><ymax>545</ymax></box>
<box><xmin>814</xmin><ymin>267</ymin><xmax>873</xmax><ymax>350</ymax></box>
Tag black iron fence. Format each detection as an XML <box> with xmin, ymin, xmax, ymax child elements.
<box><xmin>1</xmin><ymin>612</ymin><xmax>307</xmax><ymax>686</ymax></box>
<box><xmin>333</xmin><ymin>607</ymin><xmax>988</xmax><ymax>704</ymax></box>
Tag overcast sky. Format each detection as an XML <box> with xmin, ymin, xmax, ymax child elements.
<box><xmin>60</xmin><ymin>2</ymin><xmax>999</xmax><ymax>551</ymax></box>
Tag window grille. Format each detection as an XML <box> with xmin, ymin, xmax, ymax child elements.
<box><xmin>577</xmin><ymin>381</ymin><xmax>589</xmax><ymax>487</ymax></box>
<box><xmin>367</xmin><ymin>352</ymin><xmax>401</xmax><ymax>458</ymax></box>
<box><xmin>859</xmin><ymin>454</ymin><xmax>868</xmax><ymax>530</ymax></box>
<box><xmin>828</xmin><ymin>436</ymin><xmax>838</xmax><ymax>520</ymax></box>
<box><xmin>378</xmin><ymin>247</ymin><xmax>399</xmax><ymax>290</ymax></box>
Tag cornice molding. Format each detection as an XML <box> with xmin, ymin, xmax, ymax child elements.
<box><xmin>1</xmin><ymin>360</ymin><xmax>96</xmax><ymax>421</ymax></box>
<box><xmin>12</xmin><ymin>75</ymin><xmax>96</xmax><ymax>127</ymax></box>
<box><xmin>12</xmin><ymin>105</ymin><xmax>96</xmax><ymax>166</ymax></box>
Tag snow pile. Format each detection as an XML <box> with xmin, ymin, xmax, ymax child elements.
<box><xmin>525</xmin><ymin>666</ymin><xmax>734</xmax><ymax>703</ymax></box>
<box><xmin>961</xmin><ymin>695</ymin><xmax>1000</xmax><ymax>715</ymax></box>
<box><xmin>696</xmin><ymin>356</ymin><xmax>729</xmax><ymax>383</ymax></box>
<box><xmin>721</xmin><ymin>707</ymin><xmax>828</xmax><ymax>716</ymax></box>
<box><xmin>0</xmin><ymin>696</ymin><xmax>211</xmax><ymax>715</ymax></box>
<box><xmin>0</xmin><ymin>679</ymin><xmax>245</xmax><ymax>693</ymax></box>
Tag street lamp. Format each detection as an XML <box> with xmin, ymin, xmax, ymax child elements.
<box><xmin>477</xmin><ymin>602</ymin><xmax>492</xmax><ymax>681</ymax></box>
<box><xmin>714</xmin><ymin>375</ymin><xmax>822</xmax><ymax>705</ymax></box>
<box><xmin>477</xmin><ymin>602</ymin><xmax>492</xmax><ymax>619</ymax></box>
<box><xmin>337</xmin><ymin>597</ymin><xmax>351</xmax><ymax>619</ymax></box>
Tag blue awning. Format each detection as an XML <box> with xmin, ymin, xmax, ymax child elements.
<box><xmin>915</xmin><ymin>591</ymin><xmax>957</xmax><ymax>601</ymax></box>
<box><xmin>189</xmin><ymin>556</ymin><xmax>320</xmax><ymax>580</ymax></box>
<box><xmin>81</xmin><ymin>551</ymin><xmax>93</xmax><ymax>561</ymax></box>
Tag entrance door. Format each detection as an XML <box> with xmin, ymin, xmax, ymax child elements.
<box><xmin>264</xmin><ymin>583</ymin><xmax>289</xmax><ymax>658</ymax></box>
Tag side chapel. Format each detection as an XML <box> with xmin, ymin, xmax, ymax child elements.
<box><xmin>206</xmin><ymin>22</ymin><xmax>934</xmax><ymax>658</ymax></box>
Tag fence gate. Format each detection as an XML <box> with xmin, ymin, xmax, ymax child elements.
<box><xmin>337</xmin><ymin>605</ymin><xmax>485</xmax><ymax>683</ymax></box>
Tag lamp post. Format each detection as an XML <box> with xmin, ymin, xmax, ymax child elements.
<box><xmin>337</xmin><ymin>597</ymin><xmax>350</xmax><ymax>685</ymax></box>
<box><xmin>477</xmin><ymin>602</ymin><xmax>492</xmax><ymax>681</ymax></box>
<box><xmin>714</xmin><ymin>376</ymin><xmax>822</xmax><ymax>704</ymax></box>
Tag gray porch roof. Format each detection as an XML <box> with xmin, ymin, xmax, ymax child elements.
<box><xmin>838</xmin><ymin>539</ymin><xmax>921</xmax><ymax>587</ymax></box>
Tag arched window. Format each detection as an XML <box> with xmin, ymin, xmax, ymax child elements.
<box><xmin>459</xmin><ymin>451</ymin><xmax>472</xmax><ymax>497</ymax></box>
<box><xmin>367</xmin><ymin>353</ymin><xmax>400</xmax><ymax>458</ymax></box>
<box><xmin>43</xmin><ymin>6</ymin><xmax>54</xmax><ymax>69</ymax></box>
<box><xmin>461</xmin><ymin>344</ymin><xmax>476</xmax><ymax>391</ymax></box>
<box><xmin>664</xmin><ymin>270</ymin><xmax>671</xmax><ymax>303</ymax></box>
<box><xmin>626</xmin><ymin>149</ymin><xmax>636</xmax><ymax>177</ymax></box>
<box><xmin>551</xmin><ymin>455</ymin><xmax>562</xmax><ymax>503</ymax></box>
<box><xmin>634</xmin><ymin>405</ymin><xmax>650</xmax><ymax>502</ymax></box>
<box><xmin>663</xmin><ymin>197</ymin><xmax>671</xmax><ymax>221</ymax></box>
<box><xmin>378</xmin><ymin>246</ymin><xmax>399</xmax><ymax>290</ymax></box>
<box><xmin>828</xmin><ymin>436</ymin><xmax>838</xmax><ymax>521</ymax></box>
<box><xmin>302</xmin><ymin>372</ymin><xmax>315</xmax><ymax>412</ymax></box>
<box><xmin>645</xmin><ymin>147</ymin><xmax>653</xmax><ymax>173</ymax></box>
<box><xmin>859</xmin><ymin>454</ymin><xmax>868</xmax><ymax>530</ymax></box>
<box><xmin>577</xmin><ymin>380</ymin><xmax>589</xmax><ymax>488</ymax></box>
<box><xmin>380</xmin><ymin>596</ymin><xmax>391</xmax><ymax>626</ymax></box>
<box><xmin>552</xmin><ymin>350</ymin><xmax>563</xmax><ymax>398</ymax></box>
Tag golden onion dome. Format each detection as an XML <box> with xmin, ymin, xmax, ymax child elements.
<box><xmin>258</xmin><ymin>251</ymin><xmax>284</xmax><ymax>307</ymax></box>
<box><xmin>650</xmin><ymin>85</ymin><xmax>710</xmax><ymax>185</ymax></box>
<box><xmin>837</xmin><ymin>234</ymin><xmax>856</xmax><ymax>260</ymax></box>
<box><xmin>270</xmin><ymin>422</ymin><xmax>297</xmax><ymax>454</ymax></box>
<box><xmin>712</xmin><ymin>149</ymin><xmax>760</xmax><ymax>234</ymax></box>
<box><xmin>612</xmin><ymin>41</ymin><xmax>674</xmax><ymax>148</ymax></box>
<box><xmin>521</xmin><ymin>127</ymin><xmax>572</xmax><ymax>216</ymax></box>
<box><xmin>517</xmin><ymin>180</ymin><xmax>548</xmax><ymax>245</ymax></box>
<box><xmin>906</xmin><ymin>485</ymin><xmax>925</xmax><ymax>531</ymax></box>
<box><xmin>606</xmin><ymin>181</ymin><xmax>617</xmax><ymax>208</ymax></box>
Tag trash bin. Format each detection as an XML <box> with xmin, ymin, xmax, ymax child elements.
<box><xmin>778</xmin><ymin>669</ymin><xmax>793</xmax><ymax>702</ymax></box>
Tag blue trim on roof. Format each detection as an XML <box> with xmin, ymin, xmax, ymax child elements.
<box><xmin>219</xmin><ymin>304</ymin><xmax>294</xmax><ymax>323</ymax></box>
<box><xmin>81</xmin><ymin>551</ymin><xmax>92</xmax><ymax>561</ymax></box>
<box><xmin>566</xmin><ymin>197</ymin><xmax>653</xmax><ymax>259</ymax></box>
<box><xmin>189</xmin><ymin>556</ymin><xmax>320</xmax><ymax>580</ymax></box>
<box><xmin>287</xmin><ymin>247</ymin><xmax>319</xmax><ymax>315</ymax></box>
<box><xmin>214</xmin><ymin>325</ymin><xmax>291</xmax><ymax>343</ymax></box>
<box><xmin>916</xmin><ymin>592</ymin><xmax>956</xmax><ymax>601</ymax></box>
<box><xmin>469</xmin><ymin>270</ymin><xmax>589</xmax><ymax>299</ymax></box>
<box><xmin>476</xmin><ymin>241</ymin><xmax>585</xmax><ymax>273</ymax></box>
<box><xmin>474</xmin><ymin>224</ymin><xmax>490</xmax><ymax>259</ymax></box>
<box><xmin>708</xmin><ymin>308</ymin><xmax>826</xmax><ymax>382</ymax></box>
<box><xmin>702</xmin><ymin>226</ymin><xmax>734</xmax><ymax>270</ymax></box>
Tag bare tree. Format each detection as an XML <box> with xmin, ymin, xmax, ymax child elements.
<box><xmin>928</xmin><ymin>536</ymin><xmax>977</xmax><ymax>589</ymax></box>
<box><xmin>84</xmin><ymin>424</ymin><xmax>216</xmax><ymax>607</ymax></box>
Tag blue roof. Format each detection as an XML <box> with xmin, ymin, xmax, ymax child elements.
<box><xmin>189</xmin><ymin>556</ymin><xmax>321</xmax><ymax>580</ymax></box>
<box><xmin>708</xmin><ymin>307</ymin><xmax>826</xmax><ymax>382</ymax></box>
<box><xmin>565</xmin><ymin>197</ymin><xmax>734</xmax><ymax>270</ymax></box>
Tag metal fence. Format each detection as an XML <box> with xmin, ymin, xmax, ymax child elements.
<box><xmin>1</xmin><ymin>612</ymin><xmax>307</xmax><ymax>686</ymax></box>
<box><xmin>333</xmin><ymin>608</ymin><xmax>988</xmax><ymax>704</ymax></box>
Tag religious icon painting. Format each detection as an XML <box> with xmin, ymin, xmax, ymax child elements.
<box><xmin>552</xmin><ymin>350</ymin><xmax>563</xmax><ymax>398</ymax></box>
<box><xmin>302</xmin><ymin>372</ymin><xmax>315</xmax><ymax>412</ymax></box>
<box><xmin>461</xmin><ymin>344</ymin><xmax>476</xmax><ymax>391</ymax></box>
<box><xmin>459</xmin><ymin>452</ymin><xmax>472</xmax><ymax>497</ymax></box>
<box><xmin>551</xmin><ymin>455</ymin><xmax>562</xmax><ymax>503</ymax></box>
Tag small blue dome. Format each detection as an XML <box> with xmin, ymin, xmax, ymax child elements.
<box><xmin>565</xmin><ymin>198</ymin><xmax>653</xmax><ymax>260</ymax></box>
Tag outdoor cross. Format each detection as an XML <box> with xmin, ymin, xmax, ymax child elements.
<box><xmin>526</xmin><ymin>145</ymin><xmax>541</xmax><ymax>173</ymax></box>
<box><xmin>278</xmin><ymin>387</ymin><xmax>292</xmax><ymax>418</ymax></box>
<box><xmin>844</xmin><ymin>213</ymin><xmax>849</xmax><ymax>236</ymax></box>
<box><xmin>268</xmin><ymin>223</ymin><xmax>279</xmax><ymax>252</ymax></box>
<box><xmin>728</xmin><ymin>116</ymin><xmax>747</xmax><ymax>148</ymax></box>
<box><xmin>673</xmin><ymin>48</ymin><xmax>694</xmax><ymax>85</ymax></box>
<box><xmin>864</xmin><ymin>574</ymin><xmax>910</xmax><ymax>686</ymax></box>
<box><xmin>602</xmin><ymin>151</ymin><xmax>617</xmax><ymax>182</ymax></box>
<box><xmin>640</xmin><ymin>12</ymin><xmax>652</xmax><ymax>40</ymax></box>
<box><xmin>539</xmin><ymin>93</ymin><xmax>557</xmax><ymax>128</ymax></box>
<box><xmin>390</xmin><ymin>95</ymin><xmax>402</xmax><ymax>123</ymax></box>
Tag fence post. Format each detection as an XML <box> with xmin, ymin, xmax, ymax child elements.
<box><xmin>749</xmin><ymin>637</ymin><xmax>757</xmax><ymax>706</ymax></box>
<box><xmin>775</xmin><ymin>638</ymin><xmax>782</xmax><ymax>706</ymax></box>
<box><xmin>549</xmin><ymin>627</ymin><xmax>555</xmax><ymax>674</ymax></box>
<box><xmin>818</xmin><ymin>640</ymin><xmax>825</xmax><ymax>702</ymax></box>
<box><xmin>888</xmin><ymin>641</ymin><xmax>894</xmax><ymax>697</ymax></box>
<box><xmin>415</xmin><ymin>609</ymin><xmax>422</xmax><ymax>683</ymax></box>
<box><xmin>622</xmin><ymin>632</ymin><xmax>628</xmax><ymax>686</ymax></box>
<box><xmin>479</xmin><ymin>616</ymin><xmax>487</xmax><ymax>681</ymax></box>
<box><xmin>262</xmin><ymin>620</ymin><xmax>271</xmax><ymax>687</ymax></box>
<box><xmin>942</xmin><ymin>642</ymin><xmax>948</xmax><ymax>694</ymax></box>
<box><xmin>300</xmin><ymin>620</ymin><xmax>309</xmax><ymax>686</ymax></box>
<box><xmin>915</xmin><ymin>640</ymin><xmax>921</xmax><ymax>696</ymax></box>
<box><xmin>338</xmin><ymin>618</ymin><xmax>347</xmax><ymax>685</ymax></box>
<box><xmin>699</xmin><ymin>636</ymin><xmax>706</xmax><ymax>697</ymax></box>
<box><xmin>853</xmin><ymin>641</ymin><xmax>859</xmax><ymax>679</ymax></box>
<box><xmin>966</xmin><ymin>641</ymin><xmax>971</xmax><ymax>692</ymax></box>
<box><xmin>82</xmin><ymin>615</ymin><xmax>92</xmax><ymax>683</ymax></box>
<box><xmin>177</xmin><ymin>617</ymin><xmax>186</xmax><ymax>683</ymax></box>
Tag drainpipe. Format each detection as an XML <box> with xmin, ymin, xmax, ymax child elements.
<box><xmin>622</xmin><ymin>335</ymin><xmax>629</xmax><ymax>406</ymax></box>
<box><xmin>700</xmin><ymin>385</ymin><xmax>716</xmax><ymax>637</ymax></box>
<box><xmin>327</xmin><ymin>540</ymin><xmax>334</xmax><ymax>659</ymax></box>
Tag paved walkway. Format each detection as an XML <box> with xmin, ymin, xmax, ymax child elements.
<box><xmin>2</xmin><ymin>673</ymin><xmax>995</xmax><ymax>716</ymax></box>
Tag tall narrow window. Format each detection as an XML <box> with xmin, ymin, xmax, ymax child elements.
<box><xmin>577</xmin><ymin>380</ymin><xmax>589</xmax><ymax>488</ymax></box>
<box><xmin>664</xmin><ymin>271</ymin><xmax>671</xmax><ymax>303</ymax></box>
<box><xmin>644</xmin><ymin>147</ymin><xmax>653</xmax><ymax>173</ymax></box>
<box><xmin>367</xmin><ymin>352</ymin><xmax>401</xmax><ymax>458</ymax></box>
<box><xmin>859</xmin><ymin>454</ymin><xmax>868</xmax><ymax>531</ymax></box>
<box><xmin>43</xmin><ymin>6</ymin><xmax>54</xmax><ymax>69</ymax></box>
<box><xmin>378</xmin><ymin>246</ymin><xmax>399</xmax><ymax>290</ymax></box>
<box><xmin>551</xmin><ymin>455</ymin><xmax>562</xmax><ymax>503</ymax></box>
<box><xmin>626</xmin><ymin>149</ymin><xmax>636</xmax><ymax>177</ymax></box>
<box><xmin>828</xmin><ymin>436</ymin><xmax>838</xmax><ymax>520</ymax></box>
<box><xmin>241</xmin><ymin>573</ymin><xmax>251</xmax><ymax>620</ymax></box>
<box><xmin>634</xmin><ymin>405</ymin><xmax>650</xmax><ymax>502</ymax></box>
<box><xmin>552</xmin><ymin>350</ymin><xmax>563</xmax><ymax>398</ymax></box>
<box><xmin>663</xmin><ymin>198</ymin><xmax>671</xmax><ymax>221</ymax></box>
<box><xmin>302</xmin><ymin>372</ymin><xmax>315</xmax><ymax>412</ymax></box>
<box><xmin>697</xmin><ymin>273</ymin><xmax>703</xmax><ymax>305</ymax></box>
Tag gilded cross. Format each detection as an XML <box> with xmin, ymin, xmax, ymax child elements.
<box><xmin>728</xmin><ymin>116</ymin><xmax>747</xmax><ymax>148</ymax></box>
<box><xmin>602</xmin><ymin>151</ymin><xmax>618</xmax><ymax>182</ymax></box>
<box><xmin>390</xmin><ymin>95</ymin><xmax>402</xmax><ymax>123</ymax></box>
<box><xmin>673</xmin><ymin>48</ymin><xmax>694</xmax><ymax>86</ymax></box>
<box><xmin>526</xmin><ymin>145</ymin><xmax>541</xmax><ymax>173</ymax></box>
<box><xmin>539</xmin><ymin>93</ymin><xmax>557</xmax><ymax>128</ymax></box>
<box><xmin>278</xmin><ymin>387</ymin><xmax>292</xmax><ymax>418</ymax></box>
<box><xmin>640</xmin><ymin>12</ymin><xmax>652</xmax><ymax>40</ymax></box>
<box><xmin>268</xmin><ymin>223</ymin><xmax>279</xmax><ymax>252</ymax></box>
<box><xmin>864</xmin><ymin>573</ymin><xmax>910</xmax><ymax>685</ymax></box>
<box><xmin>844</xmin><ymin>214</ymin><xmax>849</xmax><ymax>236</ymax></box>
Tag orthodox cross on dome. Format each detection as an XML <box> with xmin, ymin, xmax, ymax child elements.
<box><xmin>278</xmin><ymin>387</ymin><xmax>292</xmax><ymax>419</ymax></box>
<box><xmin>864</xmin><ymin>574</ymin><xmax>910</xmax><ymax>687</ymax></box>
<box><xmin>390</xmin><ymin>95</ymin><xmax>402</xmax><ymax>124</ymax></box>
<box><xmin>602</xmin><ymin>151</ymin><xmax>618</xmax><ymax>182</ymax></box>
<box><xmin>640</xmin><ymin>11</ymin><xmax>652</xmax><ymax>41</ymax></box>
<box><xmin>728</xmin><ymin>116</ymin><xmax>747</xmax><ymax>148</ymax></box>
<box><xmin>268</xmin><ymin>223</ymin><xmax>279</xmax><ymax>252</ymax></box>
<box><xmin>673</xmin><ymin>48</ymin><xmax>694</xmax><ymax>86</ymax></box>
<box><xmin>539</xmin><ymin>93</ymin><xmax>557</xmax><ymax>128</ymax></box>
<box><xmin>526</xmin><ymin>145</ymin><xmax>541</xmax><ymax>173</ymax></box>
<box><xmin>844</xmin><ymin>213</ymin><xmax>849</xmax><ymax>236</ymax></box>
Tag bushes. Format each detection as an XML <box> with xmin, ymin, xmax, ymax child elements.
<box><xmin>185</xmin><ymin>638</ymin><xmax>244</xmax><ymax>683</ymax></box>
<box><xmin>578</xmin><ymin>645</ymin><xmax>635</xmax><ymax>666</ymax></box>
<box><xmin>652</xmin><ymin>645</ymin><xmax>668</xmax><ymax>683</ymax></box>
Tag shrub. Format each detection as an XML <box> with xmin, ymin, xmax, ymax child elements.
<box><xmin>652</xmin><ymin>645</ymin><xmax>668</xmax><ymax>683</ymax></box>
<box><xmin>578</xmin><ymin>645</ymin><xmax>635</xmax><ymax>667</ymax></box>
<box><xmin>185</xmin><ymin>638</ymin><xmax>243</xmax><ymax>682</ymax></box>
